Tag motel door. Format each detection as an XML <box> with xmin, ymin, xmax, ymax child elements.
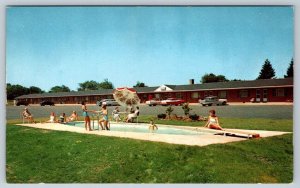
<box><xmin>256</xmin><ymin>89</ymin><xmax>261</xmax><ymax>102</ymax></box>
<box><xmin>263</xmin><ymin>89</ymin><xmax>268</xmax><ymax>102</ymax></box>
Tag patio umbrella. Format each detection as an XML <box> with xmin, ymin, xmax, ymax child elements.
<box><xmin>113</xmin><ymin>87</ymin><xmax>140</xmax><ymax>107</ymax></box>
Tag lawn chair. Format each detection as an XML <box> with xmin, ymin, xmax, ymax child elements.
<box><xmin>21</xmin><ymin>112</ymin><xmax>30</xmax><ymax>124</ymax></box>
<box><xmin>132</xmin><ymin>111</ymin><xmax>140</xmax><ymax>124</ymax></box>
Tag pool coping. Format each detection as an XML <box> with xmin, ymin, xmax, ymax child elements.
<box><xmin>14</xmin><ymin>122</ymin><xmax>291</xmax><ymax>147</ymax></box>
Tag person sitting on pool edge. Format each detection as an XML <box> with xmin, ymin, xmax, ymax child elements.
<box><xmin>204</xmin><ymin>109</ymin><xmax>223</xmax><ymax>130</ymax></box>
<box><xmin>44</xmin><ymin>112</ymin><xmax>57</xmax><ymax>123</ymax></box>
<box><xmin>59</xmin><ymin>113</ymin><xmax>66</xmax><ymax>123</ymax></box>
<box><xmin>148</xmin><ymin>120</ymin><xmax>158</xmax><ymax>132</ymax></box>
<box><xmin>67</xmin><ymin>111</ymin><xmax>78</xmax><ymax>122</ymax></box>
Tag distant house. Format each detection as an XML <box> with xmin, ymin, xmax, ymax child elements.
<box><xmin>15</xmin><ymin>78</ymin><xmax>293</xmax><ymax>104</ymax></box>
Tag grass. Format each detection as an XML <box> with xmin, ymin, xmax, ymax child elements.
<box><xmin>6</xmin><ymin>115</ymin><xmax>293</xmax><ymax>183</ymax></box>
<box><xmin>137</xmin><ymin>115</ymin><xmax>293</xmax><ymax>132</ymax></box>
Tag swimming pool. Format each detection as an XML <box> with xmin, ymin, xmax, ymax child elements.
<box><xmin>67</xmin><ymin>121</ymin><xmax>212</xmax><ymax>136</ymax></box>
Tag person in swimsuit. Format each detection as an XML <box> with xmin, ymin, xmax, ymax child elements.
<box><xmin>125</xmin><ymin>106</ymin><xmax>139</xmax><ymax>123</ymax></box>
<box><xmin>98</xmin><ymin>104</ymin><xmax>109</xmax><ymax>130</ymax></box>
<box><xmin>67</xmin><ymin>111</ymin><xmax>78</xmax><ymax>122</ymax></box>
<box><xmin>204</xmin><ymin>109</ymin><xmax>223</xmax><ymax>130</ymax></box>
<box><xmin>148</xmin><ymin>120</ymin><xmax>158</xmax><ymax>133</ymax></box>
<box><xmin>45</xmin><ymin>112</ymin><xmax>57</xmax><ymax>123</ymax></box>
<box><xmin>59</xmin><ymin>113</ymin><xmax>66</xmax><ymax>123</ymax></box>
<box><xmin>112</xmin><ymin>107</ymin><xmax>121</xmax><ymax>122</ymax></box>
<box><xmin>81</xmin><ymin>101</ymin><xmax>93</xmax><ymax>131</ymax></box>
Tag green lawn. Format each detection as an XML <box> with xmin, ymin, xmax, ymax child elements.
<box><xmin>6</xmin><ymin>117</ymin><xmax>293</xmax><ymax>183</ymax></box>
<box><xmin>138</xmin><ymin>115</ymin><xmax>293</xmax><ymax>132</ymax></box>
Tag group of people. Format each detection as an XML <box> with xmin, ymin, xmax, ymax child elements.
<box><xmin>111</xmin><ymin>106</ymin><xmax>140</xmax><ymax>123</ymax></box>
<box><xmin>22</xmin><ymin>104</ymin><xmax>223</xmax><ymax>132</ymax></box>
<box><xmin>44</xmin><ymin>111</ymin><xmax>78</xmax><ymax>123</ymax></box>
<box><xmin>81</xmin><ymin>101</ymin><xmax>140</xmax><ymax>131</ymax></box>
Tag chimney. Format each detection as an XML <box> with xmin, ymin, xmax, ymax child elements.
<box><xmin>189</xmin><ymin>79</ymin><xmax>194</xmax><ymax>85</ymax></box>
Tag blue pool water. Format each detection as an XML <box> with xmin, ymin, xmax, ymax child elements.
<box><xmin>67</xmin><ymin>121</ymin><xmax>211</xmax><ymax>136</ymax></box>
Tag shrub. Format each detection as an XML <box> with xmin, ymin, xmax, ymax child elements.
<box><xmin>157</xmin><ymin>114</ymin><xmax>166</xmax><ymax>119</ymax></box>
<box><xmin>182</xmin><ymin>103</ymin><xmax>192</xmax><ymax>116</ymax></box>
<box><xmin>189</xmin><ymin>114</ymin><xmax>199</xmax><ymax>121</ymax></box>
<box><xmin>165</xmin><ymin>106</ymin><xmax>174</xmax><ymax>118</ymax></box>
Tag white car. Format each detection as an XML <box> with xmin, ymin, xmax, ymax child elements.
<box><xmin>199</xmin><ymin>96</ymin><xmax>227</xmax><ymax>106</ymax></box>
<box><xmin>160</xmin><ymin>98</ymin><xmax>185</xmax><ymax>106</ymax></box>
<box><xmin>145</xmin><ymin>98</ymin><xmax>161</xmax><ymax>106</ymax></box>
<box><xmin>97</xmin><ymin>99</ymin><xmax>119</xmax><ymax>106</ymax></box>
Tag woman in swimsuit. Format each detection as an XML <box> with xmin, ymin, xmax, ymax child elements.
<box><xmin>67</xmin><ymin>111</ymin><xmax>78</xmax><ymax>122</ymax></box>
<box><xmin>45</xmin><ymin>112</ymin><xmax>57</xmax><ymax>123</ymax></box>
<box><xmin>204</xmin><ymin>109</ymin><xmax>223</xmax><ymax>130</ymax></box>
<box><xmin>99</xmin><ymin>105</ymin><xmax>109</xmax><ymax>130</ymax></box>
<box><xmin>82</xmin><ymin>101</ymin><xmax>93</xmax><ymax>131</ymax></box>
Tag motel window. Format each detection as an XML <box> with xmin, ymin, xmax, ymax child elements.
<box><xmin>155</xmin><ymin>94</ymin><xmax>160</xmax><ymax>99</ymax></box>
<box><xmin>239</xmin><ymin>90</ymin><xmax>249</xmax><ymax>98</ymax></box>
<box><xmin>204</xmin><ymin>91</ymin><xmax>208</xmax><ymax>97</ymax></box>
<box><xmin>176</xmin><ymin>93</ymin><xmax>182</xmax><ymax>99</ymax></box>
<box><xmin>209</xmin><ymin>91</ymin><xmax>213</xmax><ymax>96</ymax></box>
<box><xmin>273</xmin><ymin>88</ymin><xmax>286</xmax><ymax>97</ymax></box>
<box><xmin>218</xmin><ymin>91</ymin><xmax>227</xmax><ymax>99</ymax></box>
<box><xmin>191</xmin><ymin>92</ymin><xmax>199</xmax><ymax>99</ymax></box>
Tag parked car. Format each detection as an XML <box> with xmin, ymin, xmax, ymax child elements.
<box><xmin>161</xmin><ymin>98</ymin><xmax>185</xmax><ymax>106</ymax></box>
<box><xmin>97</xmin><ymin>99</ymin><xmax>119</xmax><ymax>106</ymax></box>
<box><xmin>40</xmin><ymin>100</ymin><xmax>55</xmax><ymax>106</ymax></box>
<box><xmin>145</xmin><ymin>98</ymin><xmax>161</xmax><ymax>106</ymax></box>
<box><xmin>16</xmin><ymin>100</ymin><xmax>29</xmax><ymax>106</ymax></box>
<box><xmin>199</xmin><ymin>96</ymin><xmax>227</xmax><ymax>106</ymax></box>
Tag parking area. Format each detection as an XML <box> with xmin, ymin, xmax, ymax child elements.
<box><xmin>7</xmin><ymin>103</ymin><xmax>293</xmax><ymax>120</ymax></box>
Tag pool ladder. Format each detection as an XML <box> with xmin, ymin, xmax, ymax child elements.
<box><xmin>91</xmin><ymin>114</ymin><xmax>100</xmax><ymax>130</ymax></box>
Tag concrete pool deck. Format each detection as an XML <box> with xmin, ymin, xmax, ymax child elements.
<box><xmin>15</xmin><ymin>122</ymin><xmax>291</xmax><ymax>147</ymax></box>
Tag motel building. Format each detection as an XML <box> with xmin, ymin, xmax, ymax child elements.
<box><xmin>15</xmin><ymin>78</ymin><xmax>293</xmax><ymax>105</ymax></box>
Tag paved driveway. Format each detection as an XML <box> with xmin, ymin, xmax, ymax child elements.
<box><xmin>7</xmin><ymin>104</ymin><xmax>293</xmax><ymax>120</ymax></box>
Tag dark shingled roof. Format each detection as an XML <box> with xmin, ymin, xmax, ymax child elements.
<box><xmin>15</xmin><ymin>78</ymin><xmax>293</xmax><ymax>99</ymax></box>
<box><xmin>173</xmin><ymin>78</ymin><xmax>293</xmax><ymax>91</ymax></box>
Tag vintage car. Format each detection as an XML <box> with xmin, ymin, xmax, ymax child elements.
<box><xmin>161</xmin><ymin>98</ymin><xmax>185</xmax><ymax>106</ymax></box>
<box><xmin>16</xmin><ymin>100</ymin><xmax>29</xmax><ymax>106</ymax></box>
<box><xmin>145</xmin><ymin>98</ymin><xmax>161</xmax><ymax>106</ymax></box>
<box><xmin>96</xmin><ymin>99</ymin><xmax>119</xmax><ymax>106</ymax></box>
<box><xmin>40</xmin><ymin>100</ymin><xmax>55</xmax><ymax>106</ymax></box>
<box><xmin>199</xmin><ymin>96</ymin><xmax>227</xmax><ymax>106</ymax></box>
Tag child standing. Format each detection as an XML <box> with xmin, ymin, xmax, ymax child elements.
<box><xmin>148</xmin><ymin>120</ymin><xmax>158</xmax><ymax>132</ymax></box>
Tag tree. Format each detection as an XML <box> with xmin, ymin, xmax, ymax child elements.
<box><xmin>78</xmin><ymin>80</ymin><xmax>99</xmax><ymax>91</ymax></box>
<box><xmin>6</xmin><ymin>83</ymin><xmax>29</xmax><ymax>100</ymax></box>
<box><xmin>133</xmin><ymin>81</ymin><xmax>147</xmax><ymax>87</ymax></box>
<box><xmin>28</xmin><ymin>86</ymin><xmax>44</xmax><ymax>94</ymax></box>
<box><xmin>49</xmin><ymin>85</ymin><xmax>70</xmax><ymax>93</ymax></box>
<box><xmin>98</xmin><ymin>79</ymin><xmax>114</xmax><ymax>89</ymax></box>
<box><xmin>78</xmin><ymin>79</ymin><xmax>114</xmax><ymax>91</ymax></box>
<box><xmin>284</xmin><ymin>58</ymin><xmax>293</xmax><ymax>78</ymax></box>
<box><xmin>257</xmin><ymin>59</ymin><xmax>275</xmax><ymax>79</ymax></box>
<box><xmin>201</xmin><ymin>73</ymin><xmax>229</xmax><ymax>83</ymax></box>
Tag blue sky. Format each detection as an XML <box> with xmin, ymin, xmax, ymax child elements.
<box><xmin>6</xmin><ymin>6</ymin><xmax>294</xmax><ymax>91</ymax></box>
